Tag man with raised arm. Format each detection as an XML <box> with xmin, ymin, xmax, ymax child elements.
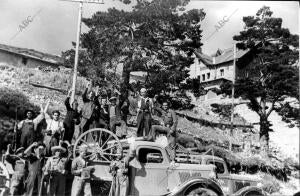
<box><xmin>23</xmin><ymin>142</ymin><xmax>46</xmax><ymax>196</ymax></box>
<box><xmin>79</xmin><ymin>82</ymin><xmax>100</xmax><ymax>134</ymax></box>
<box><xmin>63</xmin><ymin>90</ymin><xmax>81</xmax><ymax>143</ymax></box>
<box><xmin>17</xmin><ymin>104</ymin><xmax>45</xmax><ymax>149</ymax></box>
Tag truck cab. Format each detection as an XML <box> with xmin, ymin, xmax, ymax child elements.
<box><xmin>199</xmin><ymin>155</ymin><xmax>266</xmax><ymax>196</ymax></box>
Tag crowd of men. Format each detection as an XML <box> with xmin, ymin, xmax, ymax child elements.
<box><xmin>3</xmin><ymin>82</ymin><xmax>178</xmax><ymax>196</ymax></box>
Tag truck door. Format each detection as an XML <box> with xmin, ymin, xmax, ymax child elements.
<box><xmin>206</xmin><ymin>159</ymin><xmax>233</xmax><ymax>195</ymax></box>
<box><xmin>129</xmin><ymin>146</ymin><xmax>169</xmax><ymax>196</ymax></box>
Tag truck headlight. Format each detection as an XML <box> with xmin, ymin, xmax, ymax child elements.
<box><xmin>209</xmin><ymin>171</ymin><xmax>216</xmax><ymax>179</ymax></box>
<box><xmin>257</xmin><ymin>182</ymin><xmax>263</xmax><ymax>188</ymax></box>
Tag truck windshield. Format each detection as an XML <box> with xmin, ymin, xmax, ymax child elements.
<box><xmin>138</xmin><ymin>148</ymin><xmax>164</xmax><ymax>164</ymax></box>
<box><xmin>208</xmin><ymin>161</ymin><xmax>225</xmax><ymax>174</ymax></box>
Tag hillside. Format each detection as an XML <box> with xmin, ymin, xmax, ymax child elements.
<box><xmin>0</xmin><ymin>63</ymin><xmax>299</xmax><ymax>194</ymax></box>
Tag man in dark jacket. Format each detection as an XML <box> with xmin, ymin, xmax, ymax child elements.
<box><xmin>79</xmin><ymin>83</ymin><xmax>100</xmax><ymax>135</ymax></box>
<box><xmin>63</xmin><ymin>90</ymin><xmax>81</xmax><ymax>143</ymax></box>
<box><xmin>23</xmin><ymin>142</ymin><xmax>46</xmax><ymax>196</ymax></box>
<box><xmin>99</xmin><ymin>97</ymin><xmax>110</xmax><ymax>130</ymax></box>
<box><xmin>108</xmin><ymin>97</ymin><xmax>122</xmax><ymax>135</ymax></box>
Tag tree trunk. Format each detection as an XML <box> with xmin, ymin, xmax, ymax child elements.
<box><xmin>259</xmin><ymin>115</ymin><xmax>270</xmax><ymax>157</ymax></box>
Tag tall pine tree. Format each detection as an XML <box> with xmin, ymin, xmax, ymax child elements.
<box><xmin>221</xmin><ymin>6</ymin><xmax>299</xmax><ymax>156</ymax></box>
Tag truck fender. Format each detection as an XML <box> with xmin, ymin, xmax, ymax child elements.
<box><xmin>168</xmin><ymin>178</ymin><xmax>224</xmax><ymax>196</ymax></box>
<box><xmin>233</xmin><ymin>186</ymin><xmax>267</xmax><ymax>196</ymax></box>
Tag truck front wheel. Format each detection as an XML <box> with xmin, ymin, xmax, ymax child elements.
<box><xmin>186</xmin><ymin>188</ymin><xmax>218</xmax><ymax>196</ymax></box>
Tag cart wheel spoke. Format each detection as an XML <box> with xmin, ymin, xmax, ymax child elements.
<box><xmin>99</xmin><ymin>130</ymin><xmax>103</xmax><ymax>146</ymax></box>
<box><xmin>73</xmin><ymin>128</ymin><xmax>122</xmax><ymax>163</ymax></box>
<box><xmin>101</xmin><ymin>135</ymin><xmax>112</xmax><ymax>149</ymax></box>
<box><xmin>89</xmin><ymin>132</ymin><xmax>97</xmax><ymax>145</ymax></box>
<box><xmin>102</xmin><ymin>144</ymin><xmax>119</xmax><ymax>152</ymax></box>
<box><xmin>103</xmin><ymin>153</ymin><xmax>122</xmax><ymax>157</ymax></box>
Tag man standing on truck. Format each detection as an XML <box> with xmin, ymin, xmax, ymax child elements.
<box><xmin>71</xmin><ymin>145</ymin><xmax>95</xmax><ymax>196</ymax></box>
<box><xmin>136</xmin><ymin>88</ymin><xmax>153</xmax><ymax>138</ymax></box>
<box><xmin>148</xmin><ymin>101</ymin><xmax>178</xmax><ymax>143</ymax></box>
<box><xmin>79</xmin><ymin>82</ymin><xmax>101</xmax><ymax>135</ymax></box>
<box><xmin>63</xmin><ymin>90</ymin><xmax>81</xmax><ymax>143</ymax></box>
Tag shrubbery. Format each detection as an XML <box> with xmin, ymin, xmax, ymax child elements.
<box><xmin>0</xmin><ymin>87</ymin><xmax>39</xmax><ymax>120</ymax></box>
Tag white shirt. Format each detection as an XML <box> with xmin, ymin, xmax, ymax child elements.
<box><xmin>45</xmin><ymin>114</ymin><xmax>64</xmax><ymax>134</ymax></box>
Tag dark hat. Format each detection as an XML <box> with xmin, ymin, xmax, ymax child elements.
<box><xmin>52</xmin><ymin>110</ymin><xmax>61</xmax><ymax>115</ymax></box>
<box><xmin>24</xmin><ymin>109</ymin><xmax>35</xmax><ymax>116</ymax></box>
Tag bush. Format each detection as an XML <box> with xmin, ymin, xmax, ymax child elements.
<box><xmin>0</xmin><ymin>87</ymin><xmax>39</xmax><ymax>119</ymax></box>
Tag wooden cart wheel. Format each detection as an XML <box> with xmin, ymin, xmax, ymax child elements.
<box><xmin>73</xmin><ymin>128</ymin><xmax>122</xmax><ymax>162</ymax></box>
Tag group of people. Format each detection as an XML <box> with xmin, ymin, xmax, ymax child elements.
<box><xmin>4</xmin><ymin>82</ymin><xmax>178</xmax><ymax>196</ymax></box>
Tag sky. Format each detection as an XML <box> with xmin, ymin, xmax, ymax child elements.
<box><xmin>0</xmin><ymin>0</ymin><xmax>298</xmax><ymax>56</ymax></box>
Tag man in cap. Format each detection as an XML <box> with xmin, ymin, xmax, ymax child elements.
<box><xmin>17</xmin><ymin>104</ymin><xmax>45</xmax><ymax>149</ymax></box>
<box><xmin>71</xmin><ymin>145</ymin><xmax>95</xmax><ymax>196</ymax></box>
<box><xmin>4</xmin><ymin>144</ymin><xmax>26</xmax><ymax>196</ymax></box>
<box><xmin>23</xmin><ymin>142</ymin><xmax>46</xmax><ymax>196</ymax></box>
<box><xmin>43</xmin><ymin>145</ymin><xmax>68</xmax><ymax>196</ymax></box>
<box><xmin>136</xmin><ymin>88</ymin><xmax>153</xmax><ymax>138</ymax></box>
<box><xmin>63</xmin><ymin>90</ymin><xmax>81</xmax><ymax>143</ymax></box>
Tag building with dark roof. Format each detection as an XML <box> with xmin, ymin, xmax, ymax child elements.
<box><xmin>0</xmin><ymin>43</ymin><xmax>63</xmax><ymax>68</ymax></box>
<box><xmin>195</xmin><ymin>47</ymin><xmax>254</xmax><ymax>88</ymax></box>
<box><xmin>189</xmin><ymin>45</ymin><xmax>256</xmax><ymax>100</ymax></box>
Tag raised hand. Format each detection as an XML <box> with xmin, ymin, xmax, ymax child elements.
<box><xmin>67</xmin><ymin>90</ymin><xmax>72</xmax><ymax>97</ymax></box>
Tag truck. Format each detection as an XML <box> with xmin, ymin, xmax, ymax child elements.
<box><xmin>72</xmin><ymin>128</ymin><xmax>267</xmax><ymax>196</ymax></box>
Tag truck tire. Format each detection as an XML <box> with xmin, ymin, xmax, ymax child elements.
<box><xmin>243</xmin><ymin>191</ymin><xmax>265</xmax><ymax>196</ymax></box>
<box><xmin>186</xmin><ymin>188</ymin><xmax>218</xmax><ymax>196</ymax></box>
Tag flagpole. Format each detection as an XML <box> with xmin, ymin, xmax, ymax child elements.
<box><xmin>229</xmin><ymin>42</ymin><xmax>236</xmax><ymax>151</ymax></box>
<box><xmin>59</xmin><ymin>0</ymin><xmax>104</xmax><ymax>103</ymax></box>
<box><xmin>70</xmin><ymin>2</ymin><xmax>83</xmax><ymax>103</ymax></box>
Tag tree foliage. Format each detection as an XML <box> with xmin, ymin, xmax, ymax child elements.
<box><xmin>220</xmin><ymin>6</ymin><xmax>299</xmax><ymax>154</ymax></box>
<box><xmin>62</xmin><ymin>0</ymin><xmax>206</xmax><ymax>104</ymax></box>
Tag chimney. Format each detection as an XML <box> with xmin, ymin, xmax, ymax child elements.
<box><xmin>213</xmin><ymin>57</ymin><xmax>216</xmax><ymax>64</ymax></box>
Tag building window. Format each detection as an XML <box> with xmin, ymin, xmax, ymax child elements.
<box><xmin>220</xmin><ymin>69</ymin><xmax>224</xmax><ymax>76</ymax></box>
<box><xmin>202</xmin><ymin>74</ymin><xmax>205</xmax><ymax>81</ymax></box>
<box><xmin>207</xmin><ymin>73</ymin><xmax>210</xmax><ymax>80</ymax></box>
<box><xmin>197</xmin><ymin>75</ymin><xmax>200</xmax><ymax>81</ymax></box>
<box><xmin>22</xmin><ymin>57</ymin><xmax>28</xmax><ymax>65</ymax></box>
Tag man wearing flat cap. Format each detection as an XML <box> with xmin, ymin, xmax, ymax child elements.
<box><xmin>43</xmin><ymin>145</ymin><xmax>68</xmax><ymax>196</ymax></box>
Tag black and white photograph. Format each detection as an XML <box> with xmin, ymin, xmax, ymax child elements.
<box><xmin>0</xmin><ymin>0</ymin><xmax>299</xmax><ymax>195</ymax></box>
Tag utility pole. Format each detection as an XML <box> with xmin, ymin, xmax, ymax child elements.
<box><xmin>59</xmin><ymin>0</ymin><xmax>104</xmax><ymax>103</ymax></box>
<box><xmin>229</xmin><ymin>42</ymin><xmax>236</xmax><ymax>151</ymax></box>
